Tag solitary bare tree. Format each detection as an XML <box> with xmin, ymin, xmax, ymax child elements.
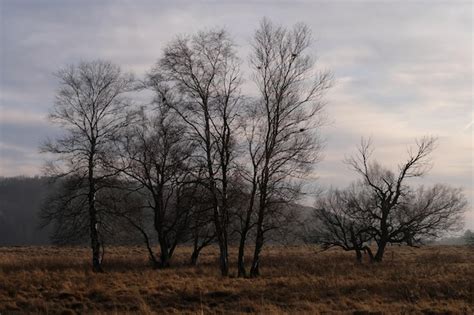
<box><xmin>41</xmin><ymin>60</ymin><xmax>134</xmax><ymax>272</ymax></box>
<box><xmin>247</xmin><ymin>18</ymin><xmax>332</xmax><ymax>277</ymax></box>
<box><xmin>343</xmin><ymin>137</ymin><xmax>467</xmax><ymax>261</ymax></box>
<box><xmin>154</xmin><ymin>29</ymin><xmax>242</xmax><ymax>276</ymax></box>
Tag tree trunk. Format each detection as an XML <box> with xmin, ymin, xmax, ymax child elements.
<box><xmin>355</xmin><ymin>249</ymin><xmax>362</xmax><ymax>263</ymax></box>
<box><xmin>250</xmin><ymin>176</ymin><xmax>268</xmax><ymax>278</ymax></box>
<box><xmin>237</xmin><ymin>234</ymin><xmax>247</xmax><ymax>277</ymax></box>
<box><xmin>90</xmin><ymin>217</ymin><xmax>103</xmax><ymax>273</ymax></box>
<box><xmin>374</xmin><ymin>239</ymin><xmax>387</xmax><ymax>262</ymax></box>
<box><xmin>203</xmin><ymin>107</ymin><xmax>229</xmax><ymax>277</ymax></box>
<box><xmin>190</xmin><ymin>248</ymin><xmax>200</xmax><ymax>266</ymax></box>
<box><xmin>190</xmin><ymin>228</ymin><xmax>201</xmax><ymax>266</ymax></box>
<box><xmin>158</xmin><ymin>236</ymin><xmax>171</xmax><ymax>268</ymax></box>
<box><xmin>250</xmin><ymin>229</ymin><xmax>264</xmax><ymax>277</ymax></box>
<box><xmin>160</xmin><ymin>235</ymin><xmax>170</xmax><ymax>268</ymax></box>
<box><xmin>374</xmin><ymin>212</ymin><xmax>389</xmax><ymax>262</ymax></box>
<box><xmin>237</xmin><ymin>178</ymin><xmax>257</xmax><ymax>278</ymax></box>
<box><xmin>363</xmin><ymin>246</ymin><xmax>375</xmax><ymax>263</ymax></box>
<box><xmin>217</xmin><ymin>232</ymin><xmax>229</xmax><ymax>276</ymax></box>
<box><xmin>250</xmin><ymin>202</ymin><xmax>266</xmax><ymax>277</ymax></box>
<box><xmin>154</xmin><ymin>196</ymin><xmax>171</xmax><ymax>268</ymax></box>
<box><xmin>88</xmin><ymin>152</ymin><xmax>103</xmax><ymax>273</ymax></box>
<box><xmin>237</xmin><ymin>208</ymin><xmax>253</xmax><ymax>277</ymax></box>
<box><xmin>147</xmin><ymin>246</ymin><xmax>159</xmax><ymax>269</ymax></box>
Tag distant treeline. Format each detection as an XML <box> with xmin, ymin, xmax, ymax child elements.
<box><xmin>437</xmin><ymin>230</ymin><xmax>474</xmax><ymax>246</ymax></box>
<box><xmin>0</xmin><ymin>176</ymin><xmax>308</xmax><ymax>247</ymax></box>
<box><xmin>0</xmin><ymin>176</ymin><xmax>470</xmax><ymax>248</ymax></box>
<box><xmin>0</xmin><ymin>176</ymin><xmax>51</xmax><ymax>245</ymax></box>
<box><xmin>0</xmin><ymin>176</ymin><xmax>174</xmax><ymax>246</ymax></box>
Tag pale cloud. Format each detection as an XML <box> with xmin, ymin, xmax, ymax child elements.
<box><xmin>0</xmin><ymin>0</ymin><xmax>472</xmax><ymax>227</ymax></box>
<box><xmin>0</xmin><ymin>107</ymin><xmax>48</xmax><ymax>125</ymax></box>
<box><xmin>465</xmin><ymin>121</ymin><xmax>474</xmax><ymax>131</ymax></box>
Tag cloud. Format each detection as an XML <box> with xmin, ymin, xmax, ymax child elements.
<box><xmin>0</xmin><ymin>0</ymin><xmax>472</xmax><ymax>227</ymax></box>
<box><xmin>464</xmin><ymin>120</ymin><xmax>474</xmax><ymax>131</ymax></box>
<box><xmin>0</xmin><ymin>108</ymin><xmax>47</xmax><ymax>125</ymax></box>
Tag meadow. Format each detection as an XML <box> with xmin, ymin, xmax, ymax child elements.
<box><xmin>0</xmin><ymin>245</ymin><xmax>472</xmax><ymax>314</ymax></box>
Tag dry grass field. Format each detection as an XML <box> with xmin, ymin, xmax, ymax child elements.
<box><xmin>0</xmin><ymin>245</ymin><xmax>472</xmax><ymax>314</ymax></box>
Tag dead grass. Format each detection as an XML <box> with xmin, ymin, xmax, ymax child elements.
<box><xmin>0</xmin><ymin>245</ymin><xmax>472</xmax><ymax>314</ymax></box>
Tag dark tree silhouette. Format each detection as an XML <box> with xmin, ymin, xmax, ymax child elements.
<box><xmin>341</xmin><ymin>137</ymin><xmax>467</xmax><ymax>262</ymax></box>
<box><xmin>247</xmin><ymin>18</ymin><xmax>332</xmax><ymax>277</ymax></box>
<box><xmin>154</xmin><ymin>29</ymin><xmax>242</xmax><ymax>276</ymax></box>
<box><xmin>41</xmin><ymin>60</ymin><xmax>134</xmax><ymax>272</ymax></box>
<box><xmin>113</xmin><ymin>103</ymin><xmax>195</xmax><ymax>268</ymax></box>
<box><xmin>312</xmin><ymin>186</ymin><xmax>375</xmax><ymax>262</ymax></box>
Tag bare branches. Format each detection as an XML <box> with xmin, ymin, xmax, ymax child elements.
<box><xmin>42</xmin><ymin>60</ymin><xmax>135</xmax><ymax>178</ymax></box>
<box><xmin>399</xmin><ymin>136</ymin><xmax>437</xmax><ymax>179</ymax></box>
<box><xmin>154</xmin><ymin>28</ymin><xmax>242</xmax><ymax>276</ymax></box>
<box><xmin>247</xmin><ymin>18</ymin><xmax>332</xmax><ymax>277</ymax></box>
<box><xmin>36</xmin><ymin>19</ymin><xmax>466</xmax><ymax>279</ymax></box>
<box><xmin>317</xmin><ymin>137</ymin><xmax>466</xmax><ymax>262</ymax></box>
<box><xmin>41</xmin><ymin>60</ymin><xmax>134</xmax><ymax>272</ymax></box>
<box><xmin>113</xmin><ymin>101</ymin><xmax>196</xmax><ymax>267</ymax></box>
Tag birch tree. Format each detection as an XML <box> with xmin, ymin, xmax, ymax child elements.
<box><xmin>154</xmin><ymin>29</ymin><xmax>242</xmax><ymax>276</ymax></box>
<box><xmin>41</xmin><ymin>60</ymin><xmax>134</xmax><ymax>272</ymax></box>
<box><xmin>247</xmin><ymin>18</ymin><xmax>332</xmax><ymax>277</ymax></box>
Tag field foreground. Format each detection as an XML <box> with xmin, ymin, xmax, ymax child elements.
<box><xmin>0</xmin><ymin>245</ymin><xmax>472</xmax><ymax>314</ymax></box>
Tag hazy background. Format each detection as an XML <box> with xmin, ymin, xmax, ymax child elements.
<box><xmin>1</xmin><ymin>0</ymin><xmax>472</xmax><ymax>229</ymax></box>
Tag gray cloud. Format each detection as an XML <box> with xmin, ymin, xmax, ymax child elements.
<box><xmin>0</xmin><ymin>0</ymin><xmax>472</xmax><ymax>227</ymax></box>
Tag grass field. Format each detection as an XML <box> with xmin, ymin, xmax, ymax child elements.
<box><xmin>0</xmin><ymin>245</ymin><xmax>472</xmax><ymax>314</ymax></box>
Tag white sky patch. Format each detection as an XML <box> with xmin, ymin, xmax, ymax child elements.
<box><xmin>0</xmin><ymin>107</ymin><xmax>48</xmax><ymax>125</ymax></box>
<box><xmin>464</xmin><ymin>120</ymin><xmax>474</xmax><ymax>131</ymax></box>
<box><xmin>0</xmin><ymin>142</ymin><xmax>32</xmax><ymax>154</ymax></box>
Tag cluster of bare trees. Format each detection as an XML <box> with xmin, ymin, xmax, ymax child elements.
<box><xmin>309</xmin><ymin>138</ymin><xmax>467</xmax><ymax>262</ymax></box>
<box><xmin>42</xmin><ymin>19</ymin><xmax>331</xmax><ymax>276</ymax></box>
<box><xmin>41</xmin><ymin>18</ymin><xmax>467</xmax><ymax>275</ymax></box>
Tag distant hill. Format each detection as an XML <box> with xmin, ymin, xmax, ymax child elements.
<box><xmin>0</xmin><ymin>176</ymin><xmax>52</xmax><ymax>245</ymax></box>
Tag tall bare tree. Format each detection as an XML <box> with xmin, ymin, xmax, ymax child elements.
<box><xmin>247</xmin><ymin>18</ymin><xmax>332</xmax><ymax>277</ymax></box>
<box><xmin>344</xmin><ymin>137</ymin><xmax>467</xmax><ymax>261</ymax></box>
<box><xmin>113</xmin><ymin>102</ymin><xmax>195</xmax><ymax>268</ymax></box>
<box><xmin>234</xmin><ymin>102</ymin><xmax>264</xmax><ymax>277</ymax></box>
<box><xmin>154</xmin><ymin>29</ymin><xmax>242</xmax><ymax>276</ymax></box>
<box><xmin>41</xmin><ymin>60</ymin><xmax>134</xmax><ymax>272</ymax></box>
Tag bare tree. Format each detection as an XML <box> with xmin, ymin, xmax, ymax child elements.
<box><xmin>234</xmin><ymin>102</ymin><xmax>263</xmax><ymax>277</ymax></box>
<box><xmin>41</xmin><ymin>60</ymin><xmax>134</xmax><ymax>272</ymax></box>
<box><xmin>154</xmin><ymin>29</ymin><xmax>242</xmax><ymax>276</ymax></box>
<box><xmin>394</xmin><ymin>184</ymin><xmax>466</xmax><ymax>244</ymax></box>
<box><xmin>344</xmin><ymin>137</ymin><xmax>467</xmax><ymax>261</ymax></box>
<box><xmin>246</xmin><ymin>18</ymin><xmax>332</xmax><ymax>277</ymax></box>
<box><xmin>113</xmin><ymin>103</ymin><xmax>195</xmax><ymax>268</ymax></box>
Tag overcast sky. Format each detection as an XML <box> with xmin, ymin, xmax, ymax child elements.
<box><xmin>0</xmin><ymin>0</ymin><xmax>472</xmax><ymax>228</ymax></box>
